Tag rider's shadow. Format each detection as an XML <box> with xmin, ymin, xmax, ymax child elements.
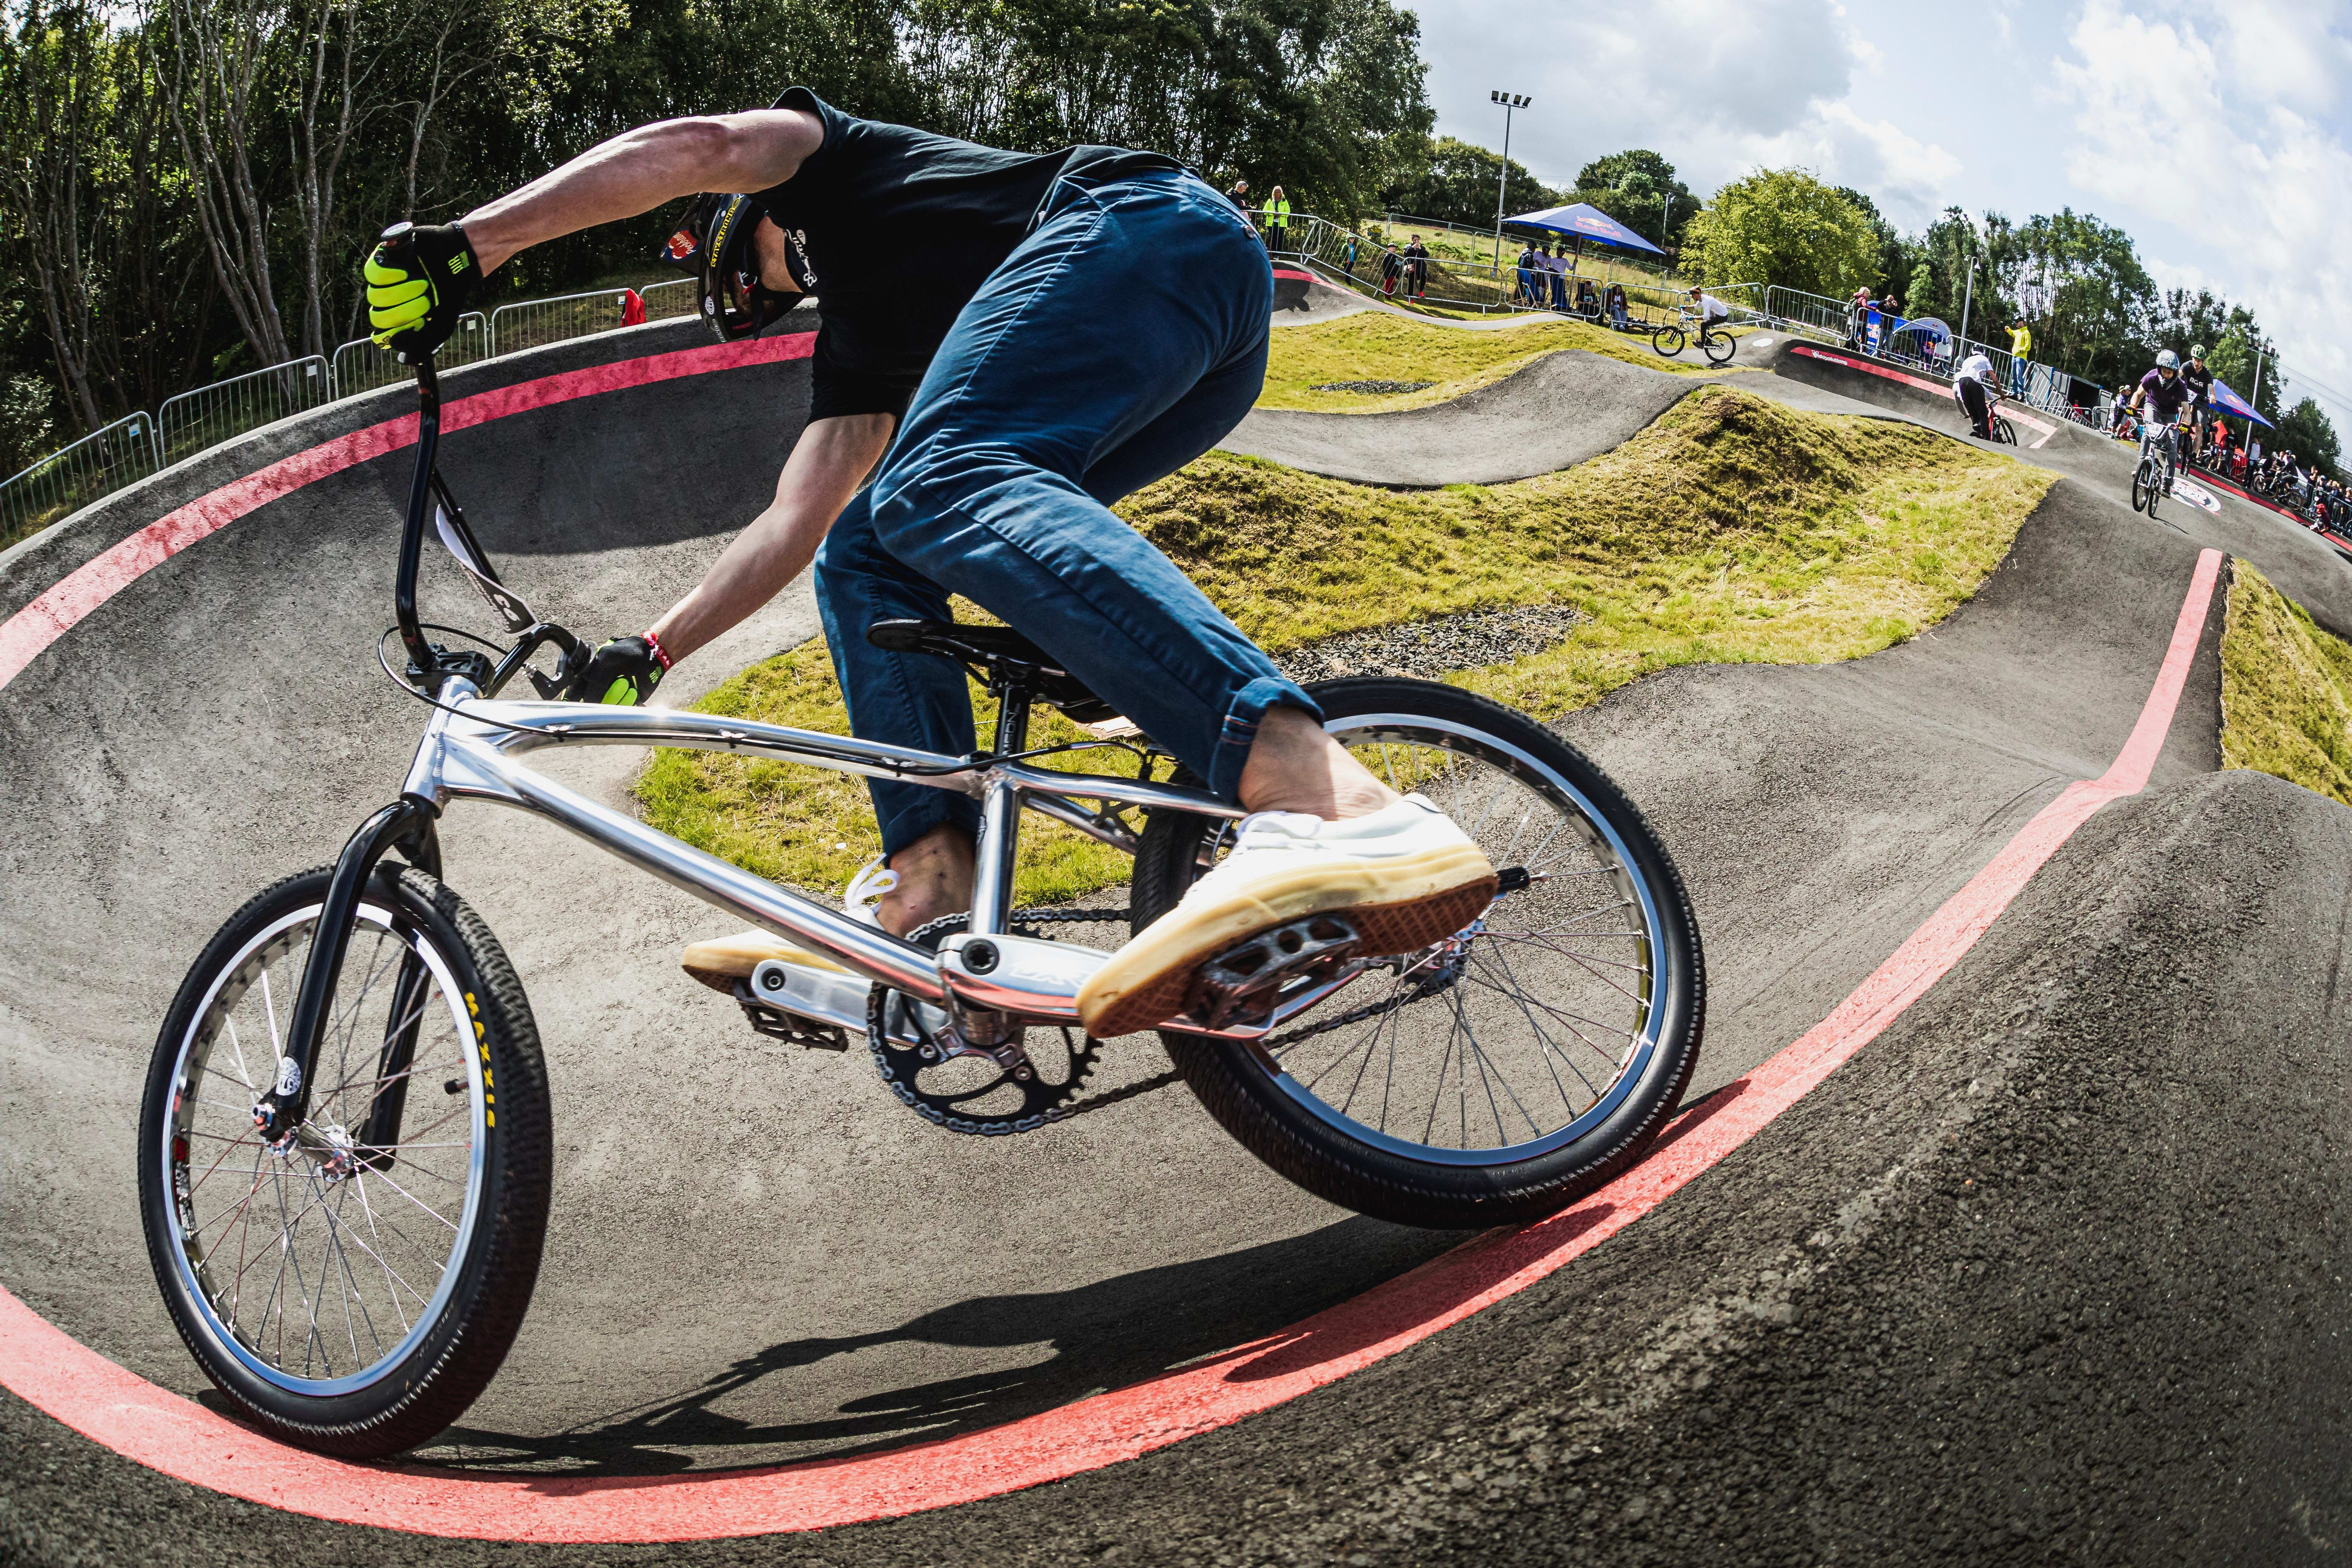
<box><xmin>414</xmin><ymin>1215</ymin><xmax>1468</xmax><ymax>1476</ymax></box>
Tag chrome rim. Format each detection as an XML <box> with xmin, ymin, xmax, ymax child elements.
<box><xmin>1208</xmin><ymin>715</ymin><xmax>1673</xmax><ymax>1168</ymax></box>
<box><xmin>160</xmin><ymin>901</ymin><xmax>487</xmax><ymax>1395</ymax></box>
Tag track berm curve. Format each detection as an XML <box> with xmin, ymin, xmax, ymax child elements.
<box><xmin>2</xmin><ymin>277</ymin><xmax>2348</xmax><ymax>1563</ymax></box>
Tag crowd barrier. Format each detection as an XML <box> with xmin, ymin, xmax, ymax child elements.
<box><xmin>1</xmin><ymin>278</ymin><xmax>702</xmax><ymax>551</ymax></box>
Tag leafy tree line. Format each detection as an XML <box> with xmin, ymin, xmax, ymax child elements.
<box><xmin>0</xmin><ymin>0</ymin><xmax>1432</xmax><ymax>476</ymax></box>
<box><xmin>1688</xmin><ymin>168</ymin><xmax>2338</xmax><ymax>468</ymax></box>
<box><xmin>1379</xmin><ymin>138</ymin><xmax>1694</xmax><ymax>253</ymax></box>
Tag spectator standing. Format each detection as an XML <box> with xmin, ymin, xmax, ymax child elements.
<box><xmin>1548</xmin><ymin>244</ymin><xmax>1571</xmax><ymax>311</ymax></box>
<box><xmin>1607</xmin><ymin>280</ymin><xmax>1629</xmax><ymax>329</ymax></box>
<box><xmin>1224</xmin><ymin>175</ymin><xmax>1251</xmax><ymax>219</ymax></box>
<box><xmin>1341</xmin><ymin>231</ymin><xmax>1359</xmax><ymax>281</ymax></box>
<box><xmin>1515</xmin><ymin>240</ymin><xmax>1539</xmax><ymax>308</ymax></box>
<box><xmin>1848</xmin><ymin>284</ymin><xmax>1872</xmax><ymax>348</ymax></box>
<box><xmin>2006</xmin><ymin>318</ymin><xmax>2032</xmax><ymax>396</ymax></box>
<box><xmin>1379</xmin><ymin>240</ymin><xmax>1403</xmax><ymax>298</ymax></box>
<box><xmin>1260</xmin><ymin>186</ymin><xmax>1291</xmax><ymax>252</ymax></box>
<box><xmin>1404</xmin><ymin>235</ymin><xmax>1431</xmax><ymax>299</ymax></box>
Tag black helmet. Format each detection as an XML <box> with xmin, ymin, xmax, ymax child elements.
<box><xmin>655</xmin><ymin>192</ymin><xmax>812</xmax><ymax>342</ymax></box>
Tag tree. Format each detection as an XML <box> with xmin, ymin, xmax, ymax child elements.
<box><xmin>1567</xmin><ymin>148</ymin><xmax>1693</xmax><ymax>252</ymax></box>
<box><xmin>2274</xmin><ymin>396</ymin><xmax>2341</xmax><ymax>472</ymax></box>
<box><xmin>1380</xmin><ymin>134</ymin><xmax>1555</xmax><ymax>230</ymax></box>
<box><xmin>1685</xmin><ymin>169</ymin><xmax>1877</xmax><ymax>296</ymax></box>
<box><xmin>2002</xmin><ymin>208</ymin><xmax>2153</xmax><ymax>390</ymax></box>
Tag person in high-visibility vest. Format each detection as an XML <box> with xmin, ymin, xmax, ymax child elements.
<box><xmin>2006</xmin><ymin>318</ymin><xmax>2031</xmax><ymax>397</ymax></box>
<box><xmin>1260</xmin><ymin>187</ymin><xmax>1290</xmax><ymax>253</ymax></box>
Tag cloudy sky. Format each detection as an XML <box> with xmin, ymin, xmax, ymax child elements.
<box><xmin>1409</xmin><ymin>0</ymin><xmax>2352</xmax><ymax>426</ymax></box>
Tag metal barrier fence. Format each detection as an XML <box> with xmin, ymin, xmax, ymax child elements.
<box><xmin>0</xmin><ymin>411</ymin><xmax>162</xmax><ymax>550</ymax></box>
<box><xmin>1758</xmin><ymin>283</ymin><xmax>2100</xmax><ymax>419</ymax></box>
<box><xmin>331</xmin><ymin>312</ymin><xmax>491</xmax><ymax>400</ymax></box>
<box><xmin>156</xmin><ymin>357</ymin><xmax>334</xmax><ymax>466</ymax></box>
<box><xmin>487</xmin><ymin>278</ymin><xmax>697</xmax><ymax>359</ymax></box>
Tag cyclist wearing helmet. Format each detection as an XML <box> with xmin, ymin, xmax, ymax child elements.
<box><xmin>2179</xmin><ymin>345</ymin><xmax>2215</xmax><ymax>465</ymax></box>
<box><xmin>2129</xmin><ymin>349</ymin><xmax>2195</xmax><ymax>496</ymax></box>
<box><xmin>359</xmin><ymin>93</ymin><xmax>1499</xmax><ymax>1037</ymax></box>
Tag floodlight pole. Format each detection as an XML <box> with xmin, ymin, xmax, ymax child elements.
<box><xmin>1490</xmin><ymin>91</ymin><xmax>1528</xmax><ymax>268</ymax></box>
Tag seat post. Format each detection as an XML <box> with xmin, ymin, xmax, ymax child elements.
<box><xmin>989</xmin><ymin>662</ymin><xmax>1037</xmax><ymax>757</ymax></box>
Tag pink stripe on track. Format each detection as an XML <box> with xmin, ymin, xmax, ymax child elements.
<box><xmin>0</xmin><ymin>333</ymin><xmax>813</xmax><ymax>693</ymax></box>
<box><xmin>0</xmin><ymin>537</ymin><xmax>2226</xmax><ymax>1539</ymax></box>
<box><xmin>1788</xmin><ymin>344</ymin><xmax>2063</xmax><ymax>447</ymax></box>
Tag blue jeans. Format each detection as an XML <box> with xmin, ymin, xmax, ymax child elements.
<box><xmin>813</xmin><ymin>169</ymin><xmax>1315</xmax><ymax>858</ymax></box>
<box><xmin>2008</xmin><ymin>361</ymin><xmax>2027</xmax><ymax>397</ymax></box>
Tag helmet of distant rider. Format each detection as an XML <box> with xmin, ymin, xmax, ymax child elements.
<box><xmin>2156</xmin><ymin>349</ymin><xmax>2179</xmax><ymax>372</ymax></box>
<box><xmin>2191</xmin><ymin>344</ymin><xmax>2206</xmax><ymax>360</ymax></box>
<box><xmin>655</xmin><ymin>192</ymin><xmax>810</xmax><ymax>343</ymax></box>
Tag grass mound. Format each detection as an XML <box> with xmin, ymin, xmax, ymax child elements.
<box><xmin>2220</xmin><ymin>560</ymin><xmax>2352</xmax><ymax>808</ymax></box>
<box><xmin>640</xmin><ymin>386</ymin><xmax>2053</xmax><ymax>899</ymax></box>
<box><xmin>1261</xmin><ymin>311</ymin><xmax>1729</xmax><ymax>413</ymax></box>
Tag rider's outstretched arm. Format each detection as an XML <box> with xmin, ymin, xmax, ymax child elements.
<box><xmin>646</xmin><ymin>413</ymin><xmax>896</xmax><ymax>664</ymax></box>
<box><xmin>460</xmin><ymin>110</ymin><xmax>822</xmax><ymax>275</ymax></box>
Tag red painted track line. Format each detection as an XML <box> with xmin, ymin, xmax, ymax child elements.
<box><xmin>1789</xmin><ymin>344</ymin><xmax>2062</xmax><ymax>448</ymax></box>
<box><xmin>0</xmin><ymin>469</ymin><xmax>2228</xmax><ymax>1547</ymax></box>
<box><xmin>0</xmin><ymin>333</ymin><xmax>814</xmax><ymax>694</ymax></box>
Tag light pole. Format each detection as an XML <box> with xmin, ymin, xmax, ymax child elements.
<box><xmin>1490</xmin><ymin>91</ymin><xmax>1529</xmax><ymax>268</ymax></box>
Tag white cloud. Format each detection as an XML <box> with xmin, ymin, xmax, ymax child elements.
<box><xmin>2052</xmin><ymin>0</ymin><xmax>2352</xmax><ymax>419</ymax></box>
<box><xmin>1412</xmin><ymin>0</ymin><xmax>1964</xmax><ymax>223</ymax></box>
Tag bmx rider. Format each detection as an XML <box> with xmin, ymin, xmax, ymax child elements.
<box><xmin>361</xmin><ymin>91</ymin><xmax>1497</xmax><ymax>1038</ymax></box>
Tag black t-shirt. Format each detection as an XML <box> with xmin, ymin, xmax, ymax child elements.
<box><xmin>2180</xmin><ymin>360</ymin><xmax>2214</xmax><ymax>405</ymax></box>
<box><xmin>752</xmin><ymin>88</ymin><xmax>1179</xmax><ymax>424</ymax></box>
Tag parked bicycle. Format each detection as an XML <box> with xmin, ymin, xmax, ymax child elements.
<box><xmin>137</xmin><ymin>323</ymin><xmax>1706</xmax><ymax>1459</ymax></box>
<box><xmin>1652</xmin><ymin>307</ymin><xmax>1736</xmax><ymax>366</ymax></box>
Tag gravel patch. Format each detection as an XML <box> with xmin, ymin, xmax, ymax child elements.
<box><xmin>1309</xmin><ymin>379</ymin><xmax>1436</xmax><ymax>394</ymax></box>
<box><xmin>1277</xmin><ymin>601</ymin><xmax>1586</xmax><ymax>683</ymax></box>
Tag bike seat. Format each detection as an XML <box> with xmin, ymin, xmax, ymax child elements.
<box><xmin>864</xmin><ymin>619</ymin><xmax>1120</xmax><ymax>723</ymax></box>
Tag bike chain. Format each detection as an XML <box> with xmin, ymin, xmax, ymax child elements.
<box><xmin>867</xmin><ymin>908</ymin><xmax>1187</xmax><ymax>1134</ymax></box>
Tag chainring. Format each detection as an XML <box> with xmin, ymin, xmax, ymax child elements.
<box><xmin>866</xmin><ymin>912</ymin><xmax>1113</xmax><ymax>1136</ymax></box>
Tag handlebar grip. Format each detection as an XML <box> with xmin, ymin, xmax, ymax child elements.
<box><xmin>378</xmin><ymin>219</ymin><xmax>418</xmax><ymax>270</ymax></box>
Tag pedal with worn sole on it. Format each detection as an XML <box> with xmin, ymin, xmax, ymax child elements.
<box><xmin>1186</xmin><ymin>914</ymin><xmax>1363</xmax><ymax>1031</ymax></box>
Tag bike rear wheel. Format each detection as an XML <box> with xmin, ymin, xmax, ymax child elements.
<box><xmin>1132</xmin><ymin>677</ymin><xmax>1704</xmax><ymax>1230</ymax></box>
<box><xmin>1651</xmin><ymin>324</ymin><xmax>1685</xmax><ymax>358</ymax></box>
<box><xmin>137</xmin><ymin>864</ymin><xmax>551</xmax><ymax>1458</ymax></box>
<box><xmin>1993</xmin><ymin>417</ymin><xmax>2017</xmax><ymax>445</ymax></box>
<box><xmin>1701</xmin><ymin>327</ymin><xmax>1736</xmax><ymax>366</ymax></box>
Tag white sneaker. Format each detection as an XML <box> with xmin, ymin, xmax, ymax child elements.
<box><xmin>680</xmin><ymin>854</ymin><xmax>895</xmax><ymax>992</ymax></box>
<box><xmin>1075</xmin><ymin>794</ymin><xmax>1497</xmax><ymax>1038</ymax></box>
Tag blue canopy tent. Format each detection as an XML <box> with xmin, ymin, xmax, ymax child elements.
<box><xmin>2209</xmin><ymin>377</ymin><xmax>2273</xmax><ymax>428</ymax></box>
<box><xmin>1502</xmin><ymin>203</ymin><xmax>1667</xmax><ymax>257</ymax></box>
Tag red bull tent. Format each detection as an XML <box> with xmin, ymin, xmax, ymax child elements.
<box><xmin>2208</xmin><ymin>377</ymin><xmax>2273</xmax><ymax>428</ymax></box>
<box><xmin>1503</xmin><ymin>203</ymin><xmax>1667</xmax><ymax>257</ymax></box>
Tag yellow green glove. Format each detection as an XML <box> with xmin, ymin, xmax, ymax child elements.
<box><xmin>364</xmin><ymin>222</ymin><xmax>481</xmax><ymax>356</ymax></box>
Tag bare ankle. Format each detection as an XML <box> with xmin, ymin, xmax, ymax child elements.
<box><xmin>1238</xmin><ymin>705</ymin><xmax>1401</xmax><ymax>821</ymax></box>
<box><xmin>873</xmin><ymin>826</ymin><xmax>975</xmax><ymax>936</ymax></box>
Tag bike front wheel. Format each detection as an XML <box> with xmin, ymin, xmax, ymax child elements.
<box><xmin>138</xmin><ymin>864</ymin><xmax>551</xmax><ymax>1458</ymax></box>
<box><xmin>1651</xmin><ymin>323</ymin><xmax>1686</xmax><ymax>358</ymax></box>
<box><xmin>1132</xmin><ymin>677</ymin><xmax>1705</xmax><ymax>1230</ymax></box>
<box><xmin>1993</xmin><ymin>417</ymin><xmax>2017</xmax><ymax>445</ymax></box>
<box><xmin>2132</xmin><ymin>460</ymin><xmax>2153</xmax><ymax>513</ymax></box>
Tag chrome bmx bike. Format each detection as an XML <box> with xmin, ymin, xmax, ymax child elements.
<box><xmin>2133</xmin><ymin>416</ymin><xmax>2184</xmax><ymax>518</ymax></box>
<box><xmin>1652</xmin><ymin>306</ymin><xmax>1736</xmax><ymax>367</ymax></box>
<box><xmin>137</xmin><ymin>321</ymin><xmax>1705</xmax><ymax>1460</ymax></box>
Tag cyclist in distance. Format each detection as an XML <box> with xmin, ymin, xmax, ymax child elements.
<box><xmin>1953</xmin><ymin>342</ymin><xmax>1997</xmax><ymax>440</ymax></box>
<box><xmin>2129</xmin><ymin>348</ymin><xmax>2195</xmax><ymax>487</ymax></box>
<box><xmin>2179</xmin><ymin>344</ymin><xmax>2215</xmax><ymax>465</ymax></box>
<box><xmin>1690</xmin><ymin>284</ymin><xmax>1729</xmax><ymax>336</ymax></box>
<box><xmin>360</xmin><ymin>92</ymin><xmax>1498</xmax><ymax>1038</ymax></box>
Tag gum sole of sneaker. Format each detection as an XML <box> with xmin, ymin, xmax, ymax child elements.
<box><xmin>681</xmin><ymin>934</ymin><xmax>850</xmax><ymax>997</ymax></box>
<box><xmin>1082</xmin><ymin>875</ymin><xmax>1499</xmax><ymax>1039</ymax></box>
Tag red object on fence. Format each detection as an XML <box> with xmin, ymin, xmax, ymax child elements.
<box><xmin>620</xmin><ymin>289</ymin><xmax>647</xmax><ymax>327</ymax></box>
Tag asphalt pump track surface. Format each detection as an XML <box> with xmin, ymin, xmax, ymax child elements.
<box><xmin>3</xmin><ymin>284</ymin><xmax>2350</xmax><ymax>1563</ymax></box>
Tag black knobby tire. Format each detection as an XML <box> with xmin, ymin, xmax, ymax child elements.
<box><xmin>138</xmin><ymin>864</ymin><xmax>551</xmax><ymax>1459</ymax></box>
<box><xmin>2132</xmin><ymin>459</ymin><xmax>2152</xmax><ymax>513</ymax></box>
<box><xmin>1131</xmin><ymin>677</ymin><xmax>1704</xmax><ymax>1230</ymax></box>
<box><xmin>1701</xmin><ymin>327</ymin><xmax>1736</xmax><ymax>366</ymax></box>
<box><xmin>1993</xmin><ymin>417</ymin><xmax>2017</xmax><ymax>445</ymax></box>
<box><xmin>1651</xmin><ymin>323</ymin><xmax>1686</xmax><ymax>358</ymax></box>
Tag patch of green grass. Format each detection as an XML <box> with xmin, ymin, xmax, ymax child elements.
<box><xmin>1261</xmin><ymin>311</ymin><xmax>1734</xmax><ymax>413</ymax></box>
<box><xmin>640</xmin><ymin>386</ymin><xmax>2053</xmax><ymax>899</ymax></box>
<box><xmin>2220</xmin><ymin>559</ymin><xmax>2352</xmax><ymax>808</ymax></box>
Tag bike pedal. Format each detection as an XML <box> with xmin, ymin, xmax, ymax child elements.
<box><xmin>1188</xmin><ymin>914</ymin><xmax>1362</xmax><ymax>1031</ymax></box>
<box><xmin>731</xmin><ymin>979</ymin><xmax>850</xmax><ymax>1051</ymax></box>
